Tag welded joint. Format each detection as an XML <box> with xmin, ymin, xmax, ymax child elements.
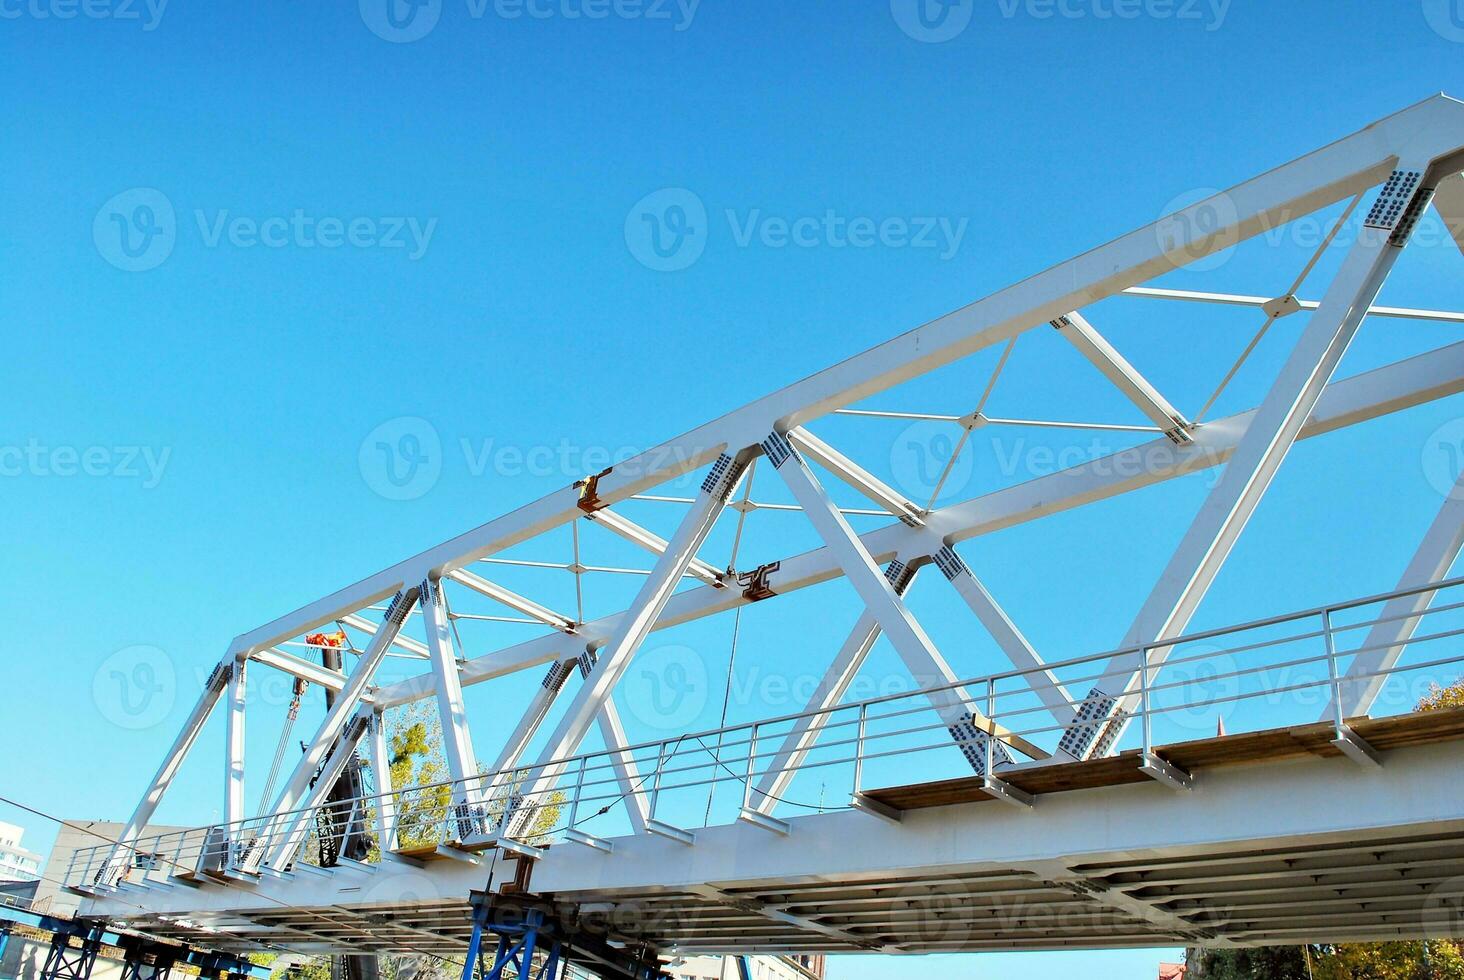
<box><xmin>1332</xmin><ymin>725</ymin><xmax>1383</xmax><ymax>768</ymax></box>
<box><xmin>1261</xmin><ymin>294</ymin><xmax>1303</xmax><ymax>319</ymax></box>
<box><xmin>575</xmin><ymin>467</ymin><xmax>612</xmax><ymax>513</ymax></box>
<box><xmin>738</xmin><ymin>561</ymin><xmax>780</xmax><ymax>601</ymax></box>
<box><xmin>1138</xmin><ymin>752</ymin><xmax>1194</xmax><ymax>791</ymax></box>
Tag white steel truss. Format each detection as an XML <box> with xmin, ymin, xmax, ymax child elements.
<box><xmin>100</xmin><ymin>96</ymin><xmax>1464</xmax><ymax>894</ymax></box>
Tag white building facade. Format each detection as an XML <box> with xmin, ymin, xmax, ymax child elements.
<box><xmin>0</xmin><ymin>821</ymin><xmax>42</xmax><ymax>882</ymax></box>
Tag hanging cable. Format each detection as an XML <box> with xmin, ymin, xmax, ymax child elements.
<box><xmin>258</xmin><ymin>678</ymin><xmax>307</xmax><ymax>812</ymax></box>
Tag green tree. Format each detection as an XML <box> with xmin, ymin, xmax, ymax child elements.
<box><xmin>1188</xmin><ymin>677</ymin><xmax>1464</xmax><ymax>979</ymax></box>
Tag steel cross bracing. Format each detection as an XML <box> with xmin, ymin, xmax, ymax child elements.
<box><xmin>95</xmin><ymin>94</ymin><xmax>1464</xmax><ymax>932</ymax></box>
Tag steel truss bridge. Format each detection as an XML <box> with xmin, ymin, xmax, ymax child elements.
<box><xmin>64</xmin><ymin>95</ymin><xmax>1464</xmax><ymax>972</ymax></box>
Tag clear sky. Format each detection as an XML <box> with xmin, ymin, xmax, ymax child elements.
<box><xmin>3</xmin><ymin>2</ymin><xmax>1463</xmax><ymax>978</ymax></box>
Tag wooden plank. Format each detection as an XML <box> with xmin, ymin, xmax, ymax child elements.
<box><xmin>861</xmin><ymin>707</ymin><xmax>1464</xmax><ymax>813</ymax></box>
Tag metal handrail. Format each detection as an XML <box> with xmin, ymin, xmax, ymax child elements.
<box><xmin>68</xmin><ymin>576</ymin><xmax>1464</xmax><ymax>889</ymax></box>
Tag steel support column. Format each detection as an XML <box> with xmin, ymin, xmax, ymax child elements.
<box><xmin>224</xmin><ymin>659</ymin><xmax>247</xmax><ymax>855</ymax></box>
<box><xmin>421</xmin><ymin>576</ymin><xmax>489</xmax><ymax>840</ymax></box>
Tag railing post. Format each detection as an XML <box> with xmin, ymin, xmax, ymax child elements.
<box><xmin>1324</xmin><ymin>606</ymin><xmax>1345</xmax><ymax>733</ymax></box>
<box><xmin>648</xmin><ymin>739</ymin><xmax>668</xmax><ymax>823</ymax></box>
<box><xmin>741</xmin><ymin>723</ymin><xmax>758</xmax><ymax>812</ymax></box>
<box><xmin>566</xmin><ymin>755</ymin><xmax>587</xmax><ymax>832</ymax></box>
<box><xmin>1139</xmin><ymin>646</ymin><xmax>1153</xmax><ymax>756</ymax></box>
<box><xmin>984</xmin><ymin>678</ymin><xmax>996</xmax><ymax>776</ymax></box>
<box><xmin>853</xmin><ymin>704</ymin><xmax>868</xmax><ymax>796</ymax></box>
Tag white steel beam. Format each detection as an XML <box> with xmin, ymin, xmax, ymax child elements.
<box><xmin>764</xmin><ymin>430</ymin><xmax>1043</xmax><ymax>767</ymax></box>
<box><xmin>933</xmin><ymin>545</ymin><xmax>1078</xmax><ymax>726</ymax></box>
<box><xmin>1066</xmin><ymin>166</ymin><xmax>1432</xmax><ymax>760</ymax></box>
<box><xmin>749</xmin><ymin>609</ymin><xmax>884</xmax><ymax>815</ymax></box>
<box><xmin>367</xmin><ymin>710</ymin><xmax>398</xmax><ymax>853</ymax></box>
<box><xmin>371</xmin><ymin>340</ymin><xmax>1464</xmax><ymax>711</ymax></box>
<box><xmin>446</xmin><ymin>569</ymin><xmax>576</xmax><ymax>632</ymax></box>
<box><xmin>340</xmin><ymin>613</ymin><xmax>430</xmax><ymax>659</ymax></box>
<box><xmin>1051</xmin><ymin>312</ymin><xmax>1192</xmax><ymax>443</ymax></box>
<box><xmin>250</xmin><ymin>648</ymin><xmax>346</xmax><ymax>693</ymax></box>
<box><xmin>420</xmin><ymin>577</ymin><xmax>487</xmax><ymax>836</ymax></box>
<box><xmin>1428</xmin><ymin>171</ymin><xmax>1464</xmax><ymax>256</ymax></box>
<box><xmin>254</xmin><ymin>588</ymin><xmax>419</xmax><ymax>864</ymax></box>
<box><xmin>99</xmin><ymin>659</ymin><xmax>233</xmax><ymax>885</ymax></box>
<box><xmin>222</xmin><ymin>97</ymin><xmax>1464</xmax><ymax>671</ymax></box>
<box><xmin>584</xmin><ymin>509</ymin><xmax>727</xmax><ymax>587</ymax></box>
<box><xmin>1122</xmin><ymin>286</ymin><xmax>1464</xmax><ymax>324</ymax></box>
<box><xmin>1326</xmin><ymin>470</ymin><xmax>1464</xmax><ymax>719</ymax></box>
<box><xmin>224</xmin><ymin>659</ymin><xmax>247</xmax><ymax>837</ymax></box>
<box><xmin>785</xmin><ymin>427</ymin><xmax>926</xmax><ymax>525</ymax></box>
<box><xmin>504</xmin><ymin>453</ymin><xmax>749</xmax><ymax>833</ymax></box>
<box><xmin>485</xmin><ymin>660</ymin><xmax>577</xmax><ymax>784</ymax></box>
<box><xmin>596</xmin><ymin>697</ymin><xmax>651</xmax><ymax>835</ymax></box>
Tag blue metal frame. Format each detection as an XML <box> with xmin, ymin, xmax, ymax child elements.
<box><xmin>460</xmin><ymin>907</ymin><xmax>563</xmax><ymax>980</ymax></box>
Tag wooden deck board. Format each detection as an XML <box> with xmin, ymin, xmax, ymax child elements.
<box><xmin>862</xmin><ymin>707</ymin><xmax>1464</xmax><ymax>813</ymax></box>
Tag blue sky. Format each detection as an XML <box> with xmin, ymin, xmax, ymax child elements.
<box><xmin>3</xmin><ymin>1</ymin><xmax>1464</xmax><ymax>977</ymax></box>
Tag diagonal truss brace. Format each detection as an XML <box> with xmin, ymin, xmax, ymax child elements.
<box><xmin>447</xmin><ymin>569</ymin><xmax>576</xmax><ymax>632</ymax></box>
<box><xmin>933</xmin><ymin>545</ymin><xmax>1078</xmax><ymax>726</ymax></box>
<box><xmin>1325</xmin><ymin>468</ymin><xmax>1464</xmax><ymax>720</ymax></box>
<box><xmin>502</xmin><ymin>452</ymin><xmax>749</xmax><ymax>837</ymax></box>
<box><xmin>786</xmin><ymin>427</ymin><xmax>926</xmax><ymax>525</ymax></box>
<box><xmin>764</xmin><ymin>430</ymin><xmax>1043</xmax><ymax>770</ymax></box>
<box><xmin>1051</xmin><ymin>312</ymin><xmax>1193</xmax><ymax>444</ymax></box>
<box><xmin>1062</xmin><ymin>164</ymin><xmax>1436</xmax><ymax>760</ymax></box>
<box><xmin>584</xmin><ymin>509</ymin><xmax>727</xmax><ymax>587</ymax></box>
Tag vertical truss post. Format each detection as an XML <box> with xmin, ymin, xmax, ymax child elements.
<box><xmin>224</xmin><ymin>658</ymin><xmax>247</xmax><ymax>861</ymax></box>
<box><xmin>367</xmin><ymin>709</ymin><xmax>398</xmax><ymax>853</ymax></box>
<box><xmin>1061</xmin><ymin>167</ymin><xmax>1434</xmax><ymax>760</ymax></box>
<box><xmin>421</xmin><ymin>576</ymin><xmax>489</xmax><ymax>840</ymax></box>
<box><xmin>99</xmin><ymin>659</ymin><xmax>233</xmax><ymax>885</ymax></box>
<box><xmin>934</xmin><ymin>545</ymin><xmax>1077</xmax><ymax>726</ymax></box>
<box><xmin>504</xmin><ymin>452</ymin><xmax>749</xmax><ymax>837</ymax></box>
<box><xmin>763</xmin><ymin>430</ymin><xmax>1030</xmax><ymax>773</ymax></box>
<box><xmin>1326</xmin><ymin>470</ymin><xmax>1464</xmax><ymax>720</ymax></box>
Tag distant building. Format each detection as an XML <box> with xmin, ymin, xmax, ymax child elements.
<box><xmin>0</xmin><ymin>821</ymin><xmax>43</xmax><ymax>883</ymax></box>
